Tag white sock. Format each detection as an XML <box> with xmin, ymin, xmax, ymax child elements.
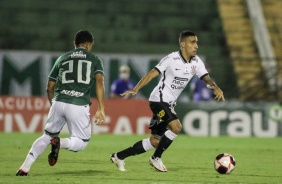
<box><xmin>19</xmin><ymin>134</ymin><xmax>51</xmax><ymax>172</ymax></box>
<box><xmin>142</xmin><ymin>138</ymin><xmax>155</xmax><ymax>151</ymax></box>
<box><xmin>165</xmin><ymin>130</ymin><xmax>177</xmax><ymax>140</ymax></box>
<box><xmin>61</xmin><ymin>137</ymin><xmax>88</xmax><ymax>152</ymax></box>
<box><xmin>60</xmin><ymin>138</ymin><xmax>71</xmax><ymax>149</ymax></box>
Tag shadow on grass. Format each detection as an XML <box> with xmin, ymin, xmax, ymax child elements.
<box><xmin>238</xmin><ymin>174</ymin><xmax>282</xmax><ymax>178</ymax></box>
<box><xmin>43</xmin><ymin>169</ymin><xmax>111</xmax><ymax>176</ymax></box>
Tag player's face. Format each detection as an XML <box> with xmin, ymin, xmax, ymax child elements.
<box><xmin>181</xmin><ymin>36</ymin><xmax>198</xmax><ymax>58</ymax></box>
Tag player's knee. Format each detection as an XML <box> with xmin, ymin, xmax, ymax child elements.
<box><xmin>170</xmin><ymin>123</ymin><xmax>182</xmax><ymax>134</ymax></box>
<box><xmin>149</xmin><ymin>136</ymin><xmax>160</xmax><ymax>148</ymax></box>
<box><xmin>67</xmin><ymin>137</ymin><xmax>88</xmax><ymax>152</ymax></box>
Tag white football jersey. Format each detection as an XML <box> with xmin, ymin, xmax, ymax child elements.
<box><xmin>149</xmin><ymin>51</ymin><xmax>208</xmax><ymax>104</ymax></box>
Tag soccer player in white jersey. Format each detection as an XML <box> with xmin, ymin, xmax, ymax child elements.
<box><xmin>16</xmin><ymin>30</ymin><xmax>106</xmax><ymax>176</ymax></box>
<box><xmin>110</xmin><ymin>30</ymin><xmax>224</xmax><ymax>172</ymax></box>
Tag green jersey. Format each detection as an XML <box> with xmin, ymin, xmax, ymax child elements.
<box><xmin>48</xmin><ymin>48</ymin><xmax>104</xmax><ymax>105</ymax></box>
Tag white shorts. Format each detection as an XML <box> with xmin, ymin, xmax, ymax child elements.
<box><xmin>45</xmin><ymin>101</ymin><xmax>91</xmax><ymax>141</ymax></box>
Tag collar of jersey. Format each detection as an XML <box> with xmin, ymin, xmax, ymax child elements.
<box><xmin>75</xmin><ymin>47</ymin><xmax>87</xmax><ymax>50</ymax></box>
<box><xmin>178</xmin><ymin>51</ymin><xmax>194</xmax><ymax>64</ymax></box>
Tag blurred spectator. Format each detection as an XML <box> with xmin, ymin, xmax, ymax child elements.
<box><xmin>110</xmin><ymin>65</ymin><xmax>136</xmax><ymax>99</ymax></box>
<box><xmin>190</xmin><ymin>66</ymin><xmax>213</xmax><ymax>102</ymax></box>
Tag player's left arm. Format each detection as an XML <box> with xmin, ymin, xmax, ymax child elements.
<box><xmin>46</xmin><ymin>80</ymin><xmax>56</xmax><ymax>105</ymax></box>
<box><xmin>202</xmin><ymin>75</ymin><xmax>225</xmax><ymax>101</ymax></box>
<box><xmin>47</xmin><ymin>57</ymin><xmax>60</xmax><ymax>105</ymax></box>
<box><xmin>94</xmin><ymin>73</ymin><xmax>106</xmax><ymax>125</ymax></box>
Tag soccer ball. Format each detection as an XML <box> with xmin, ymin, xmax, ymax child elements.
<box><xmin>214</xmin><ymin>153</ymin><xmax>236</xmax><ymax>174</ymax></box>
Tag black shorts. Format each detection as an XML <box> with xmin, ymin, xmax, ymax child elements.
<box><xmin>149</xmin><ymin>101</ymin><xmax>178</xmax><ymax>138</ymax></box>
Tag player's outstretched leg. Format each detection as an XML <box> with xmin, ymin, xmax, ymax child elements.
<box><xmin>16</xmin><ymin>169</ymin><xmax>28</xmax><ymax>176</ymax></box>
<box><xmin>110</xmin><ymin>153</ymin><xmax>126</xmax><ymax>171</ymax></box>
<box><xmin>48</xmin><ymin>137</ymin><xmax>60</xmax><ymax>166</ymax></box>
<box><xmin>111</xmin><ymin>138</ymin><xmax>154</xmax><ymax>171</ymax></box>
<box><xmin>17</xmin><ymin>133</ymin><xmax>52</xmax><ymax>176</ymax></box>
<box><xmin>60</xmin><ymin>136</ymin><xmax>89</xmax><ymax>151</ymax></box>
<box><xmin>48</xmin><ymin>136</ymin><xmax>88</xmax><ymax>166</ymax></box>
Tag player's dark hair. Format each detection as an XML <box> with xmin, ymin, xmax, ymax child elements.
<box><xmin>179</xmin><ymin>30</ymin><xmax>196</xmax><ymax>43</ymax></box>
<box><xmin>74</xmin><ymin>30</ymin><xmax>94</xmax><ymax>46</ymax></box>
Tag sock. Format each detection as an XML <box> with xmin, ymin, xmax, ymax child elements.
<box><xmin>61</xmin><ymin>137</ymin><xmax>88</xmax><ymax>152</ymax></box>
<box><xmin>142</xmin><ymin>138</ymin><xmax>155</xmax><ymax>151</ymax></box>
<box><xmin>60</xmin><ymin>138</ymin><xmax>71</xmax><ymax>149</ymax></box>
<box><xmin>152</xmin><ymin>130</ymin><xmax>177</xmax><ymax>158</ymax></box>
<box><xmin>116</xmin><ymin>140</ymin><xmax>149</xmax><ymax>160</ymax></box>
<box><xmin>19</xmin><ymin>134</ymin><xmax>52</xmax><ymax>172</ymax></box>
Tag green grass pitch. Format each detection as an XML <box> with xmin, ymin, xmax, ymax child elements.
<box><xmin>1</xmin><ymin>133</ymin><xmax>282</xmax><ymax>184</ymax></box>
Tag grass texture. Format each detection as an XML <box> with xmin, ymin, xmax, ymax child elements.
<box><xmin>0</xmin><ymin>133</ymin><xmax>281</xmax><ymax>184</ymax></box>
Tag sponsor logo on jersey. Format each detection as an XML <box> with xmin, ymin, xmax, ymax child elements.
<box><xmin>157</xmin><ymin>109</ymin><xmax>165</xmax><ymax>122</ymax></box>
<box><xmin>70</xmin><ymin>51</ymin><xmax>86</xmax><ymax>58</ymax></box>
<box><xmin>171</xmin><ymin>77</ymin><xmax>188</xmax><ymax>90</ymax></box>
<box><xmin>60</xmin><ymin>90</ymin><xmax>84</xmax><ymax>97</ymax></box>
<box><xmin>174</xmin><ymin>77</ymin><xmax>188</xmax><ymax>81</ymax></box>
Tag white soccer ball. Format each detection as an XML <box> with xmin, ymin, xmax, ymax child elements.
<box><xmin>214</xmin><ymin>153</ymin><xmax>236</xmax><ymax>174</ymax></box>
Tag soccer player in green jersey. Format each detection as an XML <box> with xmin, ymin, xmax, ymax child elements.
<box><xmin>16</xmin><ymin>30</ymin><xmax>105</xmax><ymax>176</ymax></box>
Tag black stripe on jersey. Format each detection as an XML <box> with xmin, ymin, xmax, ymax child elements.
<box><xmin>178</xmin><ymin>51</ymin><xmax>187</xmax><ymax>64</ymax></box>
<box><xmin>159</xmin><ymin>70</ymin><xmax>166</xmax><ymax>102</ymax></box>
<box><xmin>200</xmin><ymin>73</ymin><xmax>209</xmax><ymax>80</ymax></box>
<box><xmin>154</xmin><ymin>67</ymin><xmax>161</xmax><ymax>74</ymax></box>
<box><xmin>179</xmin><ymin>50</ymin><xmax>195</xmax><ymax>63</ymax></box>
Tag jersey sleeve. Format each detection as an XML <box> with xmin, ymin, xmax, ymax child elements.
<box><xmin>154</xmin><ymin>55</ymin><xmax>171</xmax><ymax>74</ymax></box>
<box><xmin>94</xmin><ymin>57</ymin><xmax>104</xmax><ymax>75</ymax></box>
<box><xmin>48</xmin><ymin>57</ymin><xmax>61</xmax><ymax>82</ymax></box>
<box><xmin>196</xmin><ymin>57</ymin><xmax>208</xmax><ymax>80</ymax></box>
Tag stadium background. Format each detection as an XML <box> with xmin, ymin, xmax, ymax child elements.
<box><xmin>0</xmin><ymin>0</ymin><xmax>281</xmax><ymax>136</ymax></box>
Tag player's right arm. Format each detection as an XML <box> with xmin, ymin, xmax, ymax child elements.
<box><xmin>46</xmin><ymin>80</ymin><xmax>56</xmax><ymax>105</ymax></box>
<box><xmin>121</xmin><ymin>68</ymin><xmax>159</xmax><ymax>97</ymax></box>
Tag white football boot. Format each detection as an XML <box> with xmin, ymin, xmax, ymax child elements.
<box><xmin>149</xmin><ymin>157</ymin><xmax>167</xmax><ymax>172</ymax></box>
<box><xmin>110</xmin><ymin>153</ymin><xmax>126</xmax><ymax>171</ymax></box>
